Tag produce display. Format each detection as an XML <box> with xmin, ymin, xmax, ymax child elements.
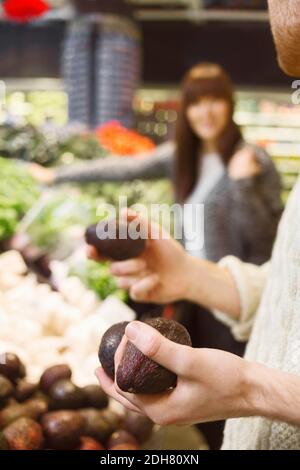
<box><xmin>69</xmin><ymin>259</ymin><xmax>127</xmax><ymax>302</ymax></box>
<box><xmin>0</xmin><ymin>157</ymin><xmax>40</xmax><ymax>240</ymax></box>
<box><xmin>23</xmin><ymin>189</ymin><xmax>100</xmax><ymax>256</ymax></box>
<box><xmin>0</xmin><ymin>250</ymin><xmax>135</xmax><ymax>386</ymax></box>
<box><xmin>99</xmin><ymin>318</ymin><xmax>192</xmax><ymax>394</ymax></box>
<box><xmin>0</xmin><ymin>124</ymin><xmax>107</xmax><ymax>166</ymax></box>
<box><xmin>0</xmin><ymin>117</ymin><xmax>182</xmax><ymax>450</ymax></box>
<box><xmin>0</xmin><ymin>352</ymin><xmax>154</xmax><ymax>450</ymax></box>
<box><xmin>96</xmin><ymin>121</ymin><xmax>155</xmax><ymax>156</ymax></box>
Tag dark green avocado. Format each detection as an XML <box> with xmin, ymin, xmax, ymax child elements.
<box><xmin>98</xmin><ymin>322</ymin><xmax>129</xmax><ymax>379</ymax></box>
<box><xmin>116</xmin><ymin>318</ymin><xmax>192</xmax><ymax>394</ymax></box>
<box><xmin>85</xmin><ymin>220</ymin><xmax>146</xmax><ymax>261</ymax></box>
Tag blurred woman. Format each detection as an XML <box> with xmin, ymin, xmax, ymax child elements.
<box><xmin>30</xmin><ymin>63</ymin><xmax>282</xmax><ymax>447</ymax></box>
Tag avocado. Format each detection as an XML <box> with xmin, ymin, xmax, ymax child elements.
<box><xmin>3</xmin><ymin>417</ymin><xmax>44</xmax><ymax>450</ymax></box>
<box><xmin>0</xmin><ymin>375</ymin><xmax>14</xmax><ymax>402</ymax></box>
<box><xmin>48</xmin><ymin>380</ymin><xmax>86</xmax><ymax>410</ymax></box>
<box><xmin>25</xmin><ymin>398</ymin><xmax>48</xmax><ymax>420</ymax></box>
<box><xmin>82</xmin><ymin>385</ymin><xmax>109</xmax><ymax>409</ymax></box>
<box><xmin>123</xmin><ymin>411</ymin><xmax>154</xmax><ymax>444</ymax></box>
<box><xmin>0</xmin><ymin>403</ymin><xmax>25</xmax><ymax>429</ymax></box>
<box><xmin>100</xmin><ymin>409</ymin><xmax>121</xmax><ymax>433</ymax></box>
<box><xmin>77</xmin><ymin>436</ymin><xmax>105</xmax><ymax>450</ymax></box>
<box><xmin>79</xmin><ymin>408</ymin><xmax>114</xmax><ymax>443</ymax></box>
<box><xmin>0</xmin><ymin>353</ymin><xmax>25</xmax><ymax>382</ymax></box>
<box><xmin>41</xmin><ymin>410</ymin><xmax>85</xmax><ymax>450</ymax></box>
<box><xmin>116</xmin><ymin>318</ymin><xmax>192</xmax><ymax>394</ymax></box>
<box><xmin>0</xmin><ymin>399</ymin><xmax>48</xmax><ymax>429</ymax></box>
<box><xmin>0</xmin><ymin>431</ymin><xmax>9</xmax><ymax>450</ymax></box>
<box><xmin>107</xmin><ymin>430</ymin><xmax>139</xmax><ymax>450</ymax></box>
<box><xmin>14</xmin><ymin>380</ymin><xmax>37</xmax><ymax>402</ymax></box>
<box><xmin>39</xmin><ymin>364</ymin><xmax>72</xmax><ymax>393</ymax></box>
<box><xmin>98</xmin><ymin>321</ymin><xmax>129</xmax><ymax>379</ymax></box>
<box><xmin>85</xmin><ymin>220</ymin><xmax>146</xmax><ymax>261</ymax></box>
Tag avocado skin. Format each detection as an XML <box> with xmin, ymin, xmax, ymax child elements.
<box><xmin>0</xmin><ymin>353</ymin><xmax>25</xmax><ymax>382</ymax></box>
<box><xmin>116</xmin><ymin>318</ymin><xmax>192</xmax><ymax>394</ymax></box>
<box><xmin>123</xmin><ymin>411</ymin><xmax>154</xmax><ymax>444</ymax></box>
<box><xmin>3</xmin><ymin>417</ymin><xmax>43</xmax><ymax>450</ymax></box>
<box><xmin>85</xmin><ymin>220</ymin><xmax>146</xmax><ymax>261</ymax></box>
<box><xmin>82</xmin><ymin>385</ymin><xmax>109</xmax><ymax>409</ymax></box>
<box><xmin>0</xmin><ymin>375</ymin><xmax>14</xmax><ymax>401</ymax></box>
<box><xmin>39</xmin><ymin>364</ymin><xmax>72</xmax><ymax>393</ymax></box>
<box><xmin>48</xmin><ymin>380</ymin><xmax>86</xmax><ymax>410</ymax></box>
<box><xmin>98</xmin><ymin>322</ymin><xmax>129</xmax><ymax>379</ymax></box>
<box><xmin>41</xmin><ymin>411</ymin><xmax>85</xmax><ymax>450</ymax></box>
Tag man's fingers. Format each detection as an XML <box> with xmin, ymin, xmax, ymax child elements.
<box><xmin>95</xmin><ymin>367</ymin><xmax>142</xmax><ymax>414</ymax></box>
<box><xmin>114</xmin><ymin>335</ymin><xmax>128</xmax><ymax>373</ymax></box>
<box><xmin>124</xmin><ymin>321</ymin><xmax>192</xmax><ymax>375</ymax></box>
<box><xmin>130</xmin><ymin>274</ymin><xmax>160</xmax><ymax>301</ymax></box>
<box><xmin>110</xmin><ymin>258</ymin><xmax>147</xmax><ymax>276</ymax></box>
<box><xmin>116</xmin><ymin>276</ymin><xmax>139</xmax><ymax>290</ymax></box>
<box><xmin>120</xmin><ymin>208</ymin><xmax>170</xmax><ymax>241</ymax></box>
<box><xmin>86</xmin><ymin>245</ymin><xmax>108</xmax><ymax>262</ymax></box>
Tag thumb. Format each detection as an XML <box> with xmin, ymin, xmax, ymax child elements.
<box><xmin>125</xmin><ymin>321</ymin><xmax>191</xmax><ymax>376</ymax></box>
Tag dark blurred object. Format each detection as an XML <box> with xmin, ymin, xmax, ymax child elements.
<box><xmin>204</xmin><ymin>0</ymin><xmax>267</xmax><ymax>8</ymax></box>
<box><xmin>0</xmin><ymin>20</ymin><xmax>290</xmax><ymax>87</ymax></box>
<box><xmin>71</xmin><ymin>0</ymin><xmax>134</xmax><ymax>17</ymax></box>
<box><xmin>62</xmin><ymin>15</ymin><xmax>141</xmax><ymax>128</ymax></box>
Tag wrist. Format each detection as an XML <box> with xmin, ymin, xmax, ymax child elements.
<box><xmin>182</xmin><ymin>255</ymin><xmax>206</xmax><ymax>304</ymax></box>
<box><xmin>242</xmin><ymin>361</ymin><xmax>300</xmax><ymax>425</ymax></box>
<box><xmin>240</xmin><ymin>361</ymin><xmax>270</xmax><ymax>418</ymax></box>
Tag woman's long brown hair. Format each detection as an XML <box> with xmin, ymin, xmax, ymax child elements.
<box><xmin>175</xmin><ymin>63</ymin><xmax>242</xmax><ymax>202</ymax></box>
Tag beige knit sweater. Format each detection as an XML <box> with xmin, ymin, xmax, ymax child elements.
<box><xmin>214</xmin><ymin>177</ymin><xmax>300</xmax><ymax>450</ymax></box>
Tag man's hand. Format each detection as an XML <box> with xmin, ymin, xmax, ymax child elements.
<box><xmin>88</xmin><ymin>211</ymin><xmax>241</xmax><ymax>319</ymax></box>
<box><xmin>96</xmin><ymin>321</ymin><xmax>300</xmax><ymax>428</ymax></box>
<box><xmin>88</xmin><ymin>212</ymin><xmax>192</xmax><ymax>305</ymax></box>
<box><xmin>96</xmin><ymin>321</ymin><xmax>257</xmax><ymax>425</ymax></box>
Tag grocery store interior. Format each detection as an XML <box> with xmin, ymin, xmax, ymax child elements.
<box><xmin>0</xmin><ymin>0</ymin><xmax>299</xmax><ymax>452</ymax></box>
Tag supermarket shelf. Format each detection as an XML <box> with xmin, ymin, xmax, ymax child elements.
<box><xmin>130</xmin><ymin>0</ymin><xmax>198</xmax><ymax>5</ymax></box>
<box><xmin>235</xmin><ymin>111</ymin><xmax>300</xmax><ymax>128</ymax></box>
<box><xmin>0</xmin><ymin>5</ymin><xmax>269</xmax><ymax>24</ymax></box>
<box><xmin>134</xmin><ymin>8</ymin><xmax>269</xmax><ymax>22</ymax></box>
<box><xmin>244</xmin><ymin>127</ymin><xmax>300</xmax><ymax>143</ymax></box>
<box><xmin>2</xmin><ymin>78</ymin><xmax>64</xmax><ymax>92</ymax></box>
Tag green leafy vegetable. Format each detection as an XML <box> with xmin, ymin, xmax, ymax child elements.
<box><xmin>0</xmin><ymin>157</ymin><xmax>40</xmax><ymax>240</ymax></box>
<box><xmin>70</xmin><ymin>259</ymin><xmax>127</xmax><ymax>301</ymax></box>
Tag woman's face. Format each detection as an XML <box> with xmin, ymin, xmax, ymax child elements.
<box><xmin>186</xmin><ymin>96</ymin><xmax>231</xmax><ymax>142</ymax></box>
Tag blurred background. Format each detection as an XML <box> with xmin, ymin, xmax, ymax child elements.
<box><xmin>0</xmin><ymin>0</ymin><xmax>299</xmax><ymax>200</ymax></box>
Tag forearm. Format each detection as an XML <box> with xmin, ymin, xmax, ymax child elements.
<box><xmin>184</xmin><ymin>256</ymin><xmax>241</xmax><ymax>320</ymax></box>
<box><xmin>244</xmin><ymin>361</ymin><xmax>300</xmax><ymax>426</ymax></box>
<box><xmin>268</xmin><ymin>0</ymin><xmax>300</xmax><ymax>76</ymax></box>
<box><xmin>54</xmin><ymin>144</ymin><xmax>173</xmax><ymax>184</ymax></box>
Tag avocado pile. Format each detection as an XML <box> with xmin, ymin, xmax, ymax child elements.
<box><xmin>0</xmin><ymin>353</ymin><xmax>153</xmax><ymax>450</ymax></box>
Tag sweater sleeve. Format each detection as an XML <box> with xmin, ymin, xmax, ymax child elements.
<box><xmin>228</xmin><ymin>147</ymin><xmax>283</xmax><ymax>265</ymax></box>
<box><xmin>53</xmin><ymin>141</ymin><xmax>175</xmax><ymax>184</ymax></box>
<box><xmin>213</xmin><ymin>256</ymin><xmax>270</xmax><ymax>341</ymax></box>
